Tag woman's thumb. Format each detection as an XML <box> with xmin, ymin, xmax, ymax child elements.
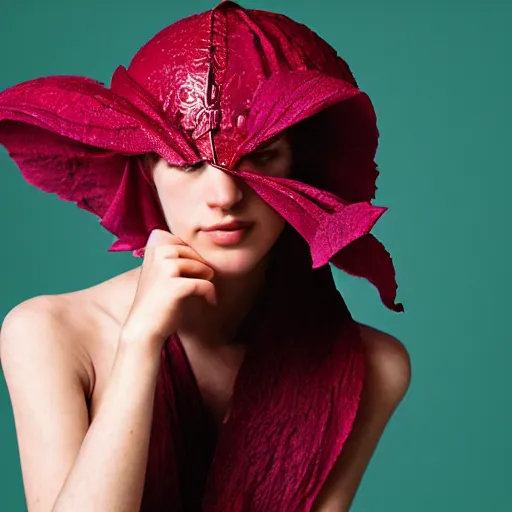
<box><xmin>146</xmin><ymin>229</ymin><xmax>172</xmax><ymax>247</ymax></box>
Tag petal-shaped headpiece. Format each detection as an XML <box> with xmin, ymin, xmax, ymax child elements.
<box><xmin>0</xmin><ymin>0</ymin><xmax>402</xmax><ymax>311</ymax></box>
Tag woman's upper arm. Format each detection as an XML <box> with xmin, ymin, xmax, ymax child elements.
<box><xmin>0</xmin><ymin>297</ymin><xmax>91</xmax><ymax>512</ymax></box>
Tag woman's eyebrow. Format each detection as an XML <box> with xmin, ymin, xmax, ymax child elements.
<box><xmin>254</xmin><ymin>134</ymin><xmax>285</xmax><ymax>151</ymax></box>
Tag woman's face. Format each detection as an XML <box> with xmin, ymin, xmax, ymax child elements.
<box><xmin>152</xmin><ymin>134</ymin><xmax>292</xmax><ymax>275</ymax></box>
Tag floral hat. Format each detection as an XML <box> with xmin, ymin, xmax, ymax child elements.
<box><xmin>0</xmin><ymin>0</ymin><xmax>402</xmax><ymax>311</ymax></box>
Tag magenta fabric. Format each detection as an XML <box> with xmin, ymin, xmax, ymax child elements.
<box><xmin>141</xmin><ymin>231</ymin><xmax>366</xmax><ymax>511</ymax></box>
<box><xmin>0</xmin><ymin>1</ymin><xmax>404</xmax><ymax>509</ymax></box>
<box><xmin>0</xmin><ymin>0</ymin><xmax>402</xmax><ymax>312</ymax></box>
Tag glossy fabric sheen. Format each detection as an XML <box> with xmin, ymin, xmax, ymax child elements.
<box><xmin>0</xmin><ymin>1</ymin><xmax>403</xmax><ymax>510</ymax></box>
<box><xmin>0</xmin><ymin>0</ymin><xmax>402</xmax><ymax>312</ymax></box>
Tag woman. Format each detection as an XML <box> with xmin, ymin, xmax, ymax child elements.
<box><xmin>0</xmin><ymin>1</ymin><xmax>411</xmax><ymax>511</ymax></box>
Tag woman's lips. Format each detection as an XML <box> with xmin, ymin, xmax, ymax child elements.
<box><xmin>202</xmin><ymin>224</ymin><xmax>252</xmax><ymax>246</ymax></box>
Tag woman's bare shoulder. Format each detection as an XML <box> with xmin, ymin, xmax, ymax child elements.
<box><xmin>0</xmin><ymin>292</ymin><xmax>91</xmax><ymax>352</ymax></box>
<box><xmin>355</xmin><ymin>322</ymin><xmax>411</xmax><ymax>400</ymax></box>
<box><xmin>0</xmin><ymin>267</ymin><xmax>141</xmax><ymax>397</ymax></box>
<box><xmin>0</xmin><ymin>293</ymin><xmax>94</xmax><ymax>410</ymax></box>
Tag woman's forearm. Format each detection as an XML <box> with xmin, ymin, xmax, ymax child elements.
<box><xmin>52</xmin><ymin>338</ymin><xmax>162</xmax><ymax>512</ymax></box>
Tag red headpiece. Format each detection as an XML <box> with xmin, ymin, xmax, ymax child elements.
<box><xmin>0</xmin><ymin>0</ymin><xmax>402</xmax><ymax>311</ymax></box>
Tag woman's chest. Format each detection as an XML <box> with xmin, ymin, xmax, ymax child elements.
<box><xmin>87</xmin><ymin>323</ymin><xmax>246</xmax><ymax>427</ymax></box>
<box><xmin>176</xmin><ymin>337</ymin><xmax>246</xmax><ymax>425</ymax></box>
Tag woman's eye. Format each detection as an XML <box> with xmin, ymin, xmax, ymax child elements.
<box><xmin>248</xmin><ymin>150</ymin><xmax>278</xmax><ymax>166</ymax></box>
<box><xmin>183</xmin><ymin>161</ymin><xmax>204</xmax><ymax>173</ymax></box>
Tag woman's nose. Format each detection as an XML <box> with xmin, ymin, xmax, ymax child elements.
<box><xmin>204</xmin><ymin>164</ymin><xmax>244</xmax><ymax>210</ymax></box>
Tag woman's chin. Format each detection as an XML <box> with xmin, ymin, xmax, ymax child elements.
<box><xmin>201</xmin><ymin>248</ymin><xmax>268</xmax><ymax>277</ymax></box>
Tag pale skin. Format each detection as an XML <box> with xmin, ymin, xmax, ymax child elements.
<box><xmin>0</xmin><ymin>135</ymin><xmax>411</xmax><ymax>512</ymax></box>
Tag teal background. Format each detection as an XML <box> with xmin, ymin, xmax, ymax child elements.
<box><xmin>0</xmin><ymin>0</ymin><xmax>510</xmax><ymax>510</ymax></box>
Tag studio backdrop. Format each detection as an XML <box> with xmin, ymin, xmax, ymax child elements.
<box><xmin>0</xmin><ymin>0</ymin><xmax>510</xmax><ymax>510</ymax></box>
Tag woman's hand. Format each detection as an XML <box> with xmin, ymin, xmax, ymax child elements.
<box><xmin>120</xmin><ymin>229</ymin><xmax>216</xmax><ymax>348</ymax></box>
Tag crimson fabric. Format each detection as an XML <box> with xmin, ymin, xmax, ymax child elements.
<box><xmin>0</xmin><ymin>1</ymin><xmax>403</xmax><ymax>510</ymax></box>
<box><xmin>141</xmin><ymin>230</ymin><xmax>366</xmax><ymax>511</ymax></box>
<box><xmin>0</xmin><ymin>0</ymin><xmax>402</xmax><ymax>312</ymax></box>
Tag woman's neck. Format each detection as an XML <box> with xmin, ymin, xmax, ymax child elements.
<box><xmin>178</xmin><ymin>255</ymin><xmax>271</xmax><ymax>348</ymax></box>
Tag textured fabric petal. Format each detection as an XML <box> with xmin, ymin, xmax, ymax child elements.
<box><xmin>110</xmin><ymin>66</ymin><xmax>200</xmax><ymax>164</ymax></box>
<box><xmin>227</xmin><ymin>168</ymin><xmax>387</xmax><ymax>267</ymax></box>
<box><xmin>0</xmin><ymin>74</ymin><xmax>197</xmax><ymax>229</ymax></box>
<box><xmin>290</xmin><ymin>94</ymin><xmax>380</xmax><ymax>204</ymax></box>
<box><xmin>0</xmin><ymin>121</ymin><xmax>125</xmax><ymax>217</ymax></box>
<box><xmin>0</xmin><ymin>76</ymin><xmax>153</xmax><ymax>153</ymax></box>
<box><xmin>231</xmin><ymin>69</ymin><xmax>362</xmax><ymax>165</ymax></box>
<box><xmin>332</xmin><ymin>234</ymin><xmax>404</xmax><ymax>312</ymax></box>
<box><xmin>100</xmin><ymin>158</ymin><xmax>168</xmax><ymax>252</ymax></box>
